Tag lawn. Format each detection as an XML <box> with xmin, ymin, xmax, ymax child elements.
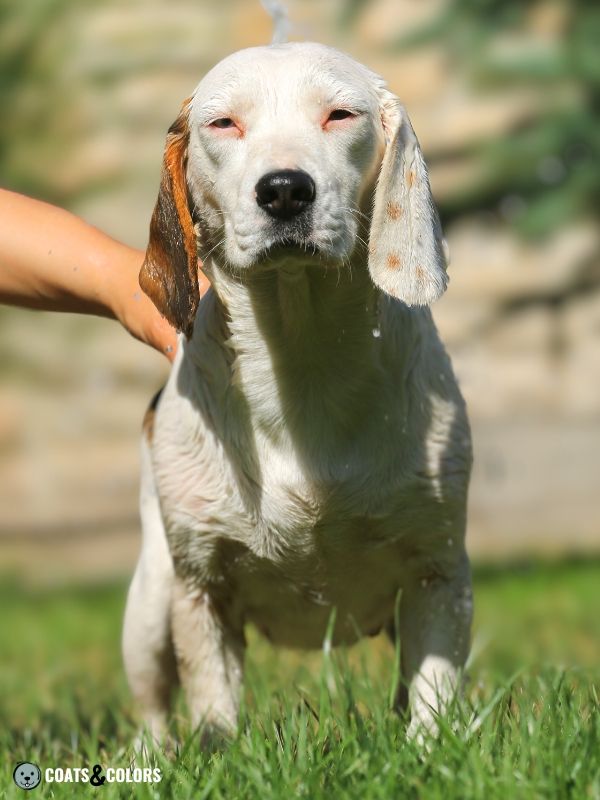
<box><xmin>1</xmin><ymin>558</ymin><xmax>599</xmax><ymax>799</ymax></box>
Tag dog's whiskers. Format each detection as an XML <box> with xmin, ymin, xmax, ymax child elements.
<box><xmin>200</xmin><ymin>236</ymin><xmax>227</xmax><ymax>263</ymax></box>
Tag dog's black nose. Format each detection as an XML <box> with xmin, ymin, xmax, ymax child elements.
<box><xmin>255</xmin><ymin>170</ymin><xmax>316</xmax><ymax>220</ymax></box>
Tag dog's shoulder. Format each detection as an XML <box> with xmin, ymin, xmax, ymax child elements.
<box><xmin>379</xmin><ymin>301</ymin><xmax>472</xmax><ymax>494</ymax></box>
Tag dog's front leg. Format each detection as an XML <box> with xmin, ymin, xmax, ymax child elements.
<box><xmin>123</xmin><ymin>437</ymin><xmax>177</xmax><ymax>747</ymax></box>
<box><xmin>398</xmin><ymin>552</ymin><xmax>472</xmax><ymax>740</ymax></box>
<box><xmin>171</xmin><ymin>577</ymin><xmax>244</xmax><ymax>747</ymax></box>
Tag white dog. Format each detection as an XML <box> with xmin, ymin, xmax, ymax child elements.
<box><xmin>123</xmin><ymin>42</ymin><xmax>473</xmax><ymax>745</ymax></box>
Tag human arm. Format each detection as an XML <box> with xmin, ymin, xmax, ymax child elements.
<box><xmin>0</xmin><ymin>189</ymin><xmax>209</xmax><ymax>360</ymax></box>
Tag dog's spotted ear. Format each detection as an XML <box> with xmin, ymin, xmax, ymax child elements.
<box><xmin>368</xmin><ymin>93</ymin><xmax>448</xmax><ymax>306</ymax></box>
<box><xmin>140</xmin><ymin>98</ymin><xmax>199</xmax><ymax>338</ymax></box>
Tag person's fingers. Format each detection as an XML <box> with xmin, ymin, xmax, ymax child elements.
<box><xmin>131</xmin><ymin>262</ymin><xmax>210</xmax><ymax>362</ymax></box>
<box><xmin>143</xmin><ymin>301</ymin><xmax>178</xmax><ymax>362</ymax></box>
<box><xmin>155</xmin><ymin>319</ymin><xmax>178</xmax><ymax>362</ymax></box>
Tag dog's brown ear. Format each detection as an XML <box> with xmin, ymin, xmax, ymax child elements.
<box><xmin>139</xmin><ymin>98</ymin><xmax>199</xmax><ymax>338</ymax></box>
<box><xmin>368</xmin><ymin>95</ymin><xmax>448</xmax><ymax>306</ymax></box>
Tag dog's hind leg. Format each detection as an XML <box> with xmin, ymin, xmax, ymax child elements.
<box><xmin>170</xmin><ymin>577</ymin><xmax>245</xmax><ymax>748</ymax></box>
<box><xmin>123</xmin><ymin>429</ymin><xmax>177</xmax><ymax>745</ymax></box>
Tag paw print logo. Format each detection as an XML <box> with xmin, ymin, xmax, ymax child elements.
<box><xmin>13</xmin><ymin>762</ymin><xmax>42</xmax><ymax>791</ymax></box>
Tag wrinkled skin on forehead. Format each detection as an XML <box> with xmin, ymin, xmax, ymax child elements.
<box><xmin>186</xmin><ymin>43</ymin><xmax>388</xmax><ymax>270</ymax></box>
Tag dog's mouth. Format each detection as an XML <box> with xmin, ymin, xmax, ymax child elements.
<box><xmin>253</xmin><ymin>213</ymin><xmax>327</xmax><ymax>265</ymax></box>
<box><xmin>259</xmin><ymin>236</ymin><xmax>323</xmax><ymax>260</ymax></box>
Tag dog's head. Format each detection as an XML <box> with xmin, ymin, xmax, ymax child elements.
<box><xmin>140</xmin><ymin>43</ymin><xmax>448</xmax><ymax>336</ymax></box>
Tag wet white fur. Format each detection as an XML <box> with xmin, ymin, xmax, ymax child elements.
<box><xmin>123</xmin><ymin>42</ymin><xmax>472</xmax><ymax>745</ymax></box>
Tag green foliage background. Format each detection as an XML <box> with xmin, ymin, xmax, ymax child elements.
<box><xmin>344</xmin><ymin>0</ymin><xmax>599</xmax><ymax>241</ymax></box>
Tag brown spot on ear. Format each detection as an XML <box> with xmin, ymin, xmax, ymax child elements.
<box><xmin>386</xmin><ymin>201</ymin><xmax>403</xmax><ymax>220</ymax></box>
<box><xmin>415</xmin><ymin>265</ymin><xmax>426</xmax><ymax>284</ymax></box>
<box><xmin>407</xmin><ymin>170</ymin><xmax>415</xmax><ymax>188</ymax></box>
<box><xmin>140</xmin><ymin>97</ymin><xmax>200</xmax><ymax>338</ymax></box>
<box><xmin>387</xmin><ymin>253</ymin><xmax>402</xmax><ymax>270</ymax></box>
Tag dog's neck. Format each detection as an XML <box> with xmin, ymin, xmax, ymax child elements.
<box><xmin>190</xmin><ymin>255</ymin><xmax>388</xmax><ymax>447</ymax></box>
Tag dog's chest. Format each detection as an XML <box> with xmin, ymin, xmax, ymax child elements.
<box><xmin>171</xmin><ymin>480</ymin><xmax>410</xmax><ymax>647</ymax></box>
<box><xmin>155</xmin><ymin>401</ymin><xmax>435</xmax><ymax>647</ymax></box>
<box><xmin>152</xmin><ymin>302</ymin><xmax>467</xmax><ymax>647</ymax></box>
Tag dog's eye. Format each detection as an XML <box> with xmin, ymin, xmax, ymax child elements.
<box><xmin>326</xmin><ymin>109</ymin><xmax>355</xmax><ymax>122</ymax></box>
<box><xmin>210</xmin><ymin>118</ymin><xmax>236</xmax><ymax>129</ymax></box>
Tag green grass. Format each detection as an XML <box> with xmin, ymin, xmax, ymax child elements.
<box><xmin>1</xmin><ymin>559</ymin><xmax>599</xmax><ymax>799</ymax></box>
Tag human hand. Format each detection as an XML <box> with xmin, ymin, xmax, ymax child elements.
<box><xmin>0</xmin><ymin>190</ymin><xmax>211</xmax><ymax>363</ymax></box>
<box><xmin>116</xmin><ymin>261</ymin><xmax>211</xmax><ymax>362</ymax></box>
